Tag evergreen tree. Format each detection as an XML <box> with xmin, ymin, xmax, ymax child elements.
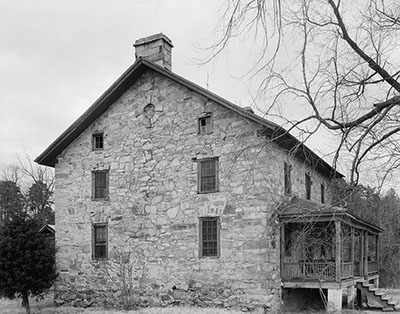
<box><xmin>0</xmin><ymin>214</ymin><xmax>56</xmax><ymax>314</ymax></box>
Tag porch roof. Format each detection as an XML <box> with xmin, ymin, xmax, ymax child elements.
<box><xmin>278</xmin><ymin>197</ymin><xmax>383</xmax><ymax>234</ymax></box>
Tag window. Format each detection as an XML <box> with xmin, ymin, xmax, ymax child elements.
<box><xmin>284</xmin><ymin>162</ymin><xmax>292</xmax><ymax>195</ymax></box>
<box><xmin>93</xmin><ymin>171</ymin><xmax>109</xmax><ymax>200</ymax></box>
<box><xmin>197</xmin><ymin>158</ymin><xmax>219</xmax><ymax>193</ymax></box>
<box><xmin>321</xmin><ymin>183</ymin><xmax>325</xmax><ymax>204</ymax></box>
<box><xmin>198</xmin><ymin>114</ymin><xmax>212</xmax><ymax>134</ymax></box>
<box><xmin>199</xmin><ymin>217</ymin><xmax>220</xmax><ymax>257</ymax></box>
<box><xmin>92</xmin><ymin>133</ymin><xmax>104</xmax><ymax>150</ymax></box>
<box><xmin>93</xmin><ymin>224</ymin><xmax>107</xmax><ymax>259</ymax></box>
<box><xmin>305</xmin><ymin>173</ymin><xmax>311</xmax><ymax>200</ymax></box>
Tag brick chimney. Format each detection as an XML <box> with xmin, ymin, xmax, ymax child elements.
<box><xmin>134</xmin><ymin>33</ymin><xmax>173</xmax><ymax>71</ymax></box>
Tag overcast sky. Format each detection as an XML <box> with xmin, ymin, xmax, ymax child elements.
<box><xmin>1</xmin><ymin>0</ymin><xmax>262</xmax><ymax>168</ymax></box>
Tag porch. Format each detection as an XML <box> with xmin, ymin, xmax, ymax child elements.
<box><xmin>281</xmin><ymin>221</ymin><xmax>380</xmax><ymax>285</ymax></box>
<box><xmin>278</xmin><ymin>197</ymin><xmax>384</xmax><ymax>312</ymax></box>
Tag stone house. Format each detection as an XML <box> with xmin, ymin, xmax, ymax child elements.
<box><xmin>35</xmin><ymin>34</ymin><xmax>387</xmax><ymax>312</ymax></box>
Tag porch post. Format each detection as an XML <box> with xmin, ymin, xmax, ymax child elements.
<box><xmin>359</xmin><ymin>230</ymin><xmax>364</xmax><ymax>276</ymax></box>
<box><xmin>335</xmin><ymin>220</ymin><xmax>341</xmax><ymax>282</ymax></box>
<box><xmin>364</xmin><ymin>231</ymin><xmax>368</xmax><ymax>279</ymax></box>
<box><xmin>351</xmin><ymin>227</ymin><xmax>355</xmax><ymax>277</ymax></box>
<box><xmin>280</xmin><ymin>224</ymin><xmax>285</xmax><ymax>280</ymax></box>
<box><xmin>376</xmin><ymin>234</ymin><xmax>379</xmax><ymax>283</ymax></box>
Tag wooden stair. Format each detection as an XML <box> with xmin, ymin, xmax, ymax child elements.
<box><xmin>356</xmin><ymin>281</ymin><xmax>400</xmax><ymax>312</ymax></box>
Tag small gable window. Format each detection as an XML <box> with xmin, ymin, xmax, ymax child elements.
<box><xmin>93</xmin><ymin>223</ymin><xmax>108</xmax><ymax>259</ymax></box>
<box><xmin>92</xmin><ymin>170</ymin><xmax>109</xmax><ymax>200</ymax></box>
<box><xmin>305</xmin><ymin>173</ymin><xmax>311</xmax><ymax>200</ymax></box>
<box><xmin>198</xmin><ymin>113</ymin><xmax>212</xmax><ymax>134</ymax></box>
<box><xmin>92</xmin><ymin>133</ymin><xmax>104</xmax><ymax>150</ymax></box>
<box><xmin>199</xmin><ymin>217</ymin><xmax>220</xmax><ymax>257</ymax></box>
<box><xmin>197</xmin><ymin>158</ymin><xmax>219</xmax><ymax>193</ymax></box>
<box><xmin>284</xmin><ymin>162</ymin><xmax>292</xmax><ymax>195</ymax></box>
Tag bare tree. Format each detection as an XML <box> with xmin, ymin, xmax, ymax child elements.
<box><xmin>17</xmin><ymin>155</ymin><xmax>55</xmax><ymax>224</ymax></box>
<box><xmin>208</xmin><ymin>0</ymin><xmax>400</xmax><ymax>185</ymax></box>
<box><xmin>1</xmin><ymin>164</ymin><xmax>22</xmax><ymax>184</ymax></box>
<box><xmin>18</xmin><ymin>154</ymin><xmax>54</xmax><ymax>189</ymax></box>
<box><xmin>0</xmin><ymin>155</ymin><xmax>55</xmax><ymax>224</ymax></box>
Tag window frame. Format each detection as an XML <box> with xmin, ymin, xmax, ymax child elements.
<box><xmin>198</xmin><ymin>113</ymin><xmax>213</xmax><ymax>135</ymax></box>
<box><xmin>305</xmin><ymin>173</ymin><xmax>311</xmax><ymax>200</ymax></box>
<box><xmin>284</xmin><ymin>162</ymin><xmax>292</xmax><ymax>195</ymax></box>
<box><xmin>197</xmin><ymin>157</ymin><xmax>219</xmax><ymax>194</ymax></box>
<box><xmin>92</xmin><ymin>132</ymin><xmax>104</xmax><ymax>150</ymax></box>
<box><xmin>199</xmin><ymin>217</ymin><xmax>220</xmax><ymax>258</ymax></box>
<box><xmin>321</xmin><ymin>183</ymin><xmax>325</xmax><ymax>204</ymax></box>
<box><xmin>92</xmin><ymin>223</ymin><xmax>108</xmax><ymax>260</ymax></box>
<box><xmin>92</xmin><ymin>170</ymin><xmax>109</xmax><ymax>200</ymax></box>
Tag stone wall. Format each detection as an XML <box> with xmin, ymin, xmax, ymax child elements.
<box><xmin>53</xmin><ymin>68</ymin><xmax>334</xmax><ymax>311</ymax></box>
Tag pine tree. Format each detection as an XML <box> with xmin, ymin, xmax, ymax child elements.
<box><xmin>0</xmin><ymin>214</ymin><xmax>56</xmax><ymax>314</ymax></box>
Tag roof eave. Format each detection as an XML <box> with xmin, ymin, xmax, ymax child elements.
<box><xmin>279</xmin><ymin>211</ymin><xmax>383</xmax><ymax>234</ymax></box>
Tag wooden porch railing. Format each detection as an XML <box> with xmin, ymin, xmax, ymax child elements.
<box><xmin>282</xmin><ymin>262</ymin><xmax>302</xmax><ymax>280</ymax></box>
<box><xmin>368</xmin><ymin>261</ymin><xmax>378</xmax><ymax>274</ymax></box>
<box><xmin>282</xmin><ymin>262</ymin><xmax>336</xmax><ymax>280</ymax></box>
<box><xmin>282</xmin><ymin>261</ymin><xmax>358</xmax><ymax>281</ymax></box>
<box><xmin>354</xmin><ymin>261</ymin><xmax>361</xmax><ymax>276</ymax></box>
<box><xmin>341</xmin><ymin>262</ymin><xmax>353</xmax><ymax>279</ymax></box>
<box><xmin>283</xmin><ymin>260</ymin><xmax>379</xmax><ymax>281</ymax></box>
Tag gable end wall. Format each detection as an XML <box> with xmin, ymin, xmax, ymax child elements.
<box><xmin>53</xmin><ymin>69</ymin><xmax>333</xmax><ymax>310</ymax></box>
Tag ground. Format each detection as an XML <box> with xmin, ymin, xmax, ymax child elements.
<box><xmin>1</xmin><ymin>290</ymin><xmax>399</xmax><ymax>314</ymax></box>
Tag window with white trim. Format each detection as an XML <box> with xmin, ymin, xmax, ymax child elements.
<box><xmin>198</xmin><ymin>114</ymin><xmax>212</xmax><ymax>134</ymax></box>
<box><xmin>92</xmin><ymin>132</ymin><xmax>104</xmax><ymax>150</ymax></box>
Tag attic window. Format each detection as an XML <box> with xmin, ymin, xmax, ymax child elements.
<box><xmin>92</xmin><ymin>133</ymin><xmax>104</xmax><ymax>150</ymax></box>
<box><xmin>143</xmin><ymin>103</ymin><xmax>155</xmax><ymax>119</ymax></box>
<box><xmin>198</xmin><ymin>113</ymin><xmax>212</xmax><ymax>134</ymax></box>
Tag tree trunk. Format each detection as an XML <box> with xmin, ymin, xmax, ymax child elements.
<box><xmin>22</xmin><ymin>291</ymin><xmax>30</xmax><ymax>314</ymax></box>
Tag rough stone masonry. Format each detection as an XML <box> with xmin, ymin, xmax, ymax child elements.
<box><xmin>49</xmin><ymin>34</ymin><xmax>333</xmax><ymax>312</ymax></box>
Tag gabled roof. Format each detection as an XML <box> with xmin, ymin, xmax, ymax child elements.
<box><xmin>35</xmin><ymin>58</ymin><xmax>343</xmax><ymax>179</ymax></box>
<box><xmin>278</xmin><ymin>197</ymin><xmax>383</xmax><ymax>234</ymax></box>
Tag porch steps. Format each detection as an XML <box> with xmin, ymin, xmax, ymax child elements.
<box><xmin>356</xmin><ymin>282</ymin><xmax>399</xmax><ymax>312</ymax></box>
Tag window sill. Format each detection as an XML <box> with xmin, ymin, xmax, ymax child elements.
<box><xmin>197</xmin><ymin>190</ymin><xmax>219</xmax><ymax>194</ymax></box>
<box><xmin>91</xmin><ymin>197</ymin><xmax>110</xmax><ymax>201</ymax></box>
<box><xmin>92</xmin><ymin>258</ymin><xmax>108</xmax><ymax>261</ymax></box>
<box><xmin>199</xmin><ymin>255</ymin><xmax>220</xmax><ymax>259</ymax></box>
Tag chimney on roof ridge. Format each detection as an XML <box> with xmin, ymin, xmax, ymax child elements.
<box><xmin>134</xmin><ymin>33</ymin><xmax>173</xmax><ymax>71</ymax></box>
